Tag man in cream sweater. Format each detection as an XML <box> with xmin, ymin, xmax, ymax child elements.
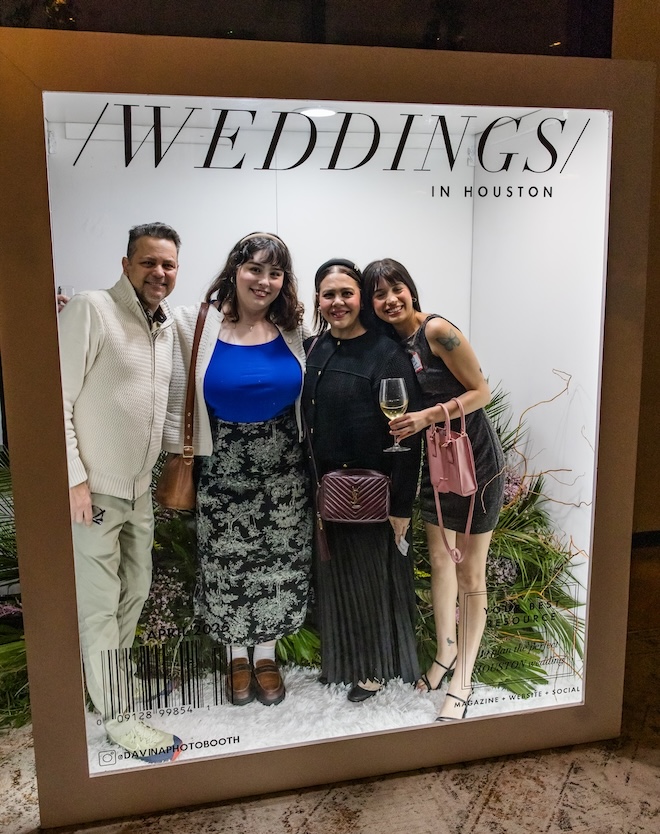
<box><xmin>59</xmin><ymin>222</ymin><xmax>182</xmax><ymax>763</ymax></box>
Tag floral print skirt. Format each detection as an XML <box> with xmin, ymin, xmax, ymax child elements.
<box><xmin>195</xmin><ymin>409</ymin><xmax>312</xmax><ymax>645</ymax></box>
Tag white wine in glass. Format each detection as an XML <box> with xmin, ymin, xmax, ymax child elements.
<box><xmin>379</xmin><ymin>377</ymin><xmax>410</xmax><ymax>452</ymax></box>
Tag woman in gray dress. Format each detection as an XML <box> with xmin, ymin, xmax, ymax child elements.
<box><xmin>364</xmin><ymin>258</ymin><xmax>504</xmax><ymax>721</ymax></box>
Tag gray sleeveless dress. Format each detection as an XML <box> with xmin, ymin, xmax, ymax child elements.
<box><xmin>403</xmin><ymin>316</ymin><xmax>504</xmax><ymax>533</ymax></box>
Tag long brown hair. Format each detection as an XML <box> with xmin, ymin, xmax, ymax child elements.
<box><xmin>205</xmin><ymin>232</ymin><xmax>303</xmax><ymax>330</ymax></box>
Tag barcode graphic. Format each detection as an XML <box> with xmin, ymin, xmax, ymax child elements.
<box><xmin>99</xmin><ymin>640</ymin><xmax>228</xmax><ymax>718</ymax></box>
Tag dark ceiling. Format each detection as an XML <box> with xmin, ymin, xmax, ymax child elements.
<box><xmin>0</xmin><ymin>0</ymin><xmax>614</xmax><ymax>58</ymax></box>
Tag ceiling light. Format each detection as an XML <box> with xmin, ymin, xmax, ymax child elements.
<box><xmin>297</xmin><ymin>107</ymin><xmax>336</xmax><ymax>118</ymax></box>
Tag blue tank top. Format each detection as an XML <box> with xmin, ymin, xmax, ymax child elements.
<box><xmin>203</xmin><ymin>334</ymin><xmax>302</xmax><ymax>422</ymax></box>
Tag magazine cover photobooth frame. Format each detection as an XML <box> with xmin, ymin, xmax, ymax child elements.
<box><xmin>0</xmin><ymin>27</ymin><xmax>654</xmax><ymax>829</ymax></box>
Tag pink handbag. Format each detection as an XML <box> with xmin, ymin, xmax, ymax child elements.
<box><xmin>426</xmin><ymin>398</ymin><xmax>477</xmax><ymax>563</ymax></box>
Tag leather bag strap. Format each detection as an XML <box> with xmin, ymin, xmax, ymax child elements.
<box><xmin>438</xmin><ymin>397</ymin><xmax>467</xmax><ymax>435</ymax></box>
<box><xmin>433</xmin><ymin>485</ymin><xmax>475</xmax><ymax>564</ymax></box>
<box><xmin>182</xmin><ymin>302</ymin><xmax>209</xmax><ymax>460</ymax></box>
<box><xmin>303</xmin><ymin>335</ymin><xmax>322</xmax><ymax>486</ymax></box>
<box><xmin>302</xmin><ymin>335</ymin><xmax>331</xmax><ymax>560</ymax></box>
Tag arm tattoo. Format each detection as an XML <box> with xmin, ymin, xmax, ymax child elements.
<box><xmin>436</xmin><ymin>328</ymin><xmax>460</xmax><ymax>351</ymax></box>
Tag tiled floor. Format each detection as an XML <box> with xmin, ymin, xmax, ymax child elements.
<box><xmin>1</xmin><ymin>545</ymin><xmax>659</xmax><ymax>833</ymax></box>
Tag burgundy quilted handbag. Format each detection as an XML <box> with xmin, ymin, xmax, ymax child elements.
<box><xmin>317</xmin><ymin>469</ymin><xmax>391</xmax><ymax>523</ymax></box>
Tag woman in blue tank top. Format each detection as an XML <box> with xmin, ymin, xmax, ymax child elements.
<box><xmin>164</xmin><ymin>233</ymin><xmax>312</xmax><ymax>708</ymax></box>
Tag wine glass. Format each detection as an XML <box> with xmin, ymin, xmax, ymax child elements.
<box><xmin>56</xmin><ymin>285</ymin><xmax>74</xmax><ymax>313</ymax></box>
<box><xmin>379</xmin><ymin>377</ymin><xmax>410</xmax><ymax>453</ymax></box>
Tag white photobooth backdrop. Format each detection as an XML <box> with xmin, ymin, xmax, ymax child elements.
<box><xmin>44</xmin><ymin>94</ymin><xmax>610</xmax><ymax>756</ymax></box>
<box><xmin>45</xmin><ymin>92</ymin><xmax>609</xmax><ymax>563</ymax></box>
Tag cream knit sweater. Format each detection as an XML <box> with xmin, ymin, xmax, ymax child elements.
<box><xmin>59</xmin><ymin>274</ymin><xmax>174</xmax><ymax>500</ymax></box>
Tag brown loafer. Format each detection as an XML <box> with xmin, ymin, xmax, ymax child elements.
<box><xmin>229</xmin><ymin>658</ymin><xmax>255</xmax><ymax>706</ymax></box>
<box><xmin>253</xmin><ymin>659</ymin><xmax>285</xmax><ymax>706</ymax></box>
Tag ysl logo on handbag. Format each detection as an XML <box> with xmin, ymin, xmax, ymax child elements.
<box><xmin>350</xmin><ymin>486</ymin><xmax>361</xmax><ymax>508</ymax></box>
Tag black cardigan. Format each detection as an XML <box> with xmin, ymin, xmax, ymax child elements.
<box><xmin>303</xmin><ymin>329</ymin><xmax>421</xmax><ymax>518</ymax></box>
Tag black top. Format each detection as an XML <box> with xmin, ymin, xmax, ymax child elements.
<box><xmin>403</xmin><ymin>315</ymin><xmax>500</xmax><ymax>455</ymax></box>
<box><xmin>303</xmin><ymin>329</ymin><xmax>421</xmax><ymax>518</ymax></box>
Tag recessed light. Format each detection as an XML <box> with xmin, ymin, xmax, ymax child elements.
<box><xmin>297</xmin><ymin>107</ymin><xmax>336</xmax><ymax>118</ymax></box>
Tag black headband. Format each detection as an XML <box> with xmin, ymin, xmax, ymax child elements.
<box><xmin>314</xmin><ymin>258</ymin><xmax>362</xmax><ymax>287</ymax></box>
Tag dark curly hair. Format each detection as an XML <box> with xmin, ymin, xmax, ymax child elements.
<box><xmin>205</xmin><ymin>232</ymin><xmax>303</xmax><ymax>331</ymax></box>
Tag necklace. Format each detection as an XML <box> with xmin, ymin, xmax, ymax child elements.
<box><xmin>219</xmin><ymin>316</ymin><xmax>274</xmax><ymax>345</ymax></box>
<box><xmin>225</xmin><ymin>318</ymin><xmax>259</xmax><ymax>333</ymax></box>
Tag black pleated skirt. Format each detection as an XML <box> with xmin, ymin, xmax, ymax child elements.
<box><xmin>315</xmin><ymin>521</ymin><xmax>420</xmax><ymax>686</ymax></box>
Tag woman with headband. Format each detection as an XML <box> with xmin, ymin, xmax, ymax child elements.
<box><xmin>164</xmin><ymin>232</ymin><xmax>312</xmax><ymax>707</ymax></box>
<box><xmin>302</xmin><ymin>259</ymin><xmax>421</xmax><ymax>702</ymax></box>
<box><xmin>363</xmin><ymin>258</ymin><xmax>504</xmax><ymax>721</ymax></box>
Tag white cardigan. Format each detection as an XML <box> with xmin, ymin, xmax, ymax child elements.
<box><xmin>60</xmin><ymin>274</ymin><xmax>173</xmax><ymax>499</ymax></box>
<box><xmin>162</xmin><ymin>304</ymin><xmax>308</xmax><ymax>456</ymax></box>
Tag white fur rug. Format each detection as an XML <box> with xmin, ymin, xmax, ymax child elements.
<box><xmin>85</xmin><ymin>664</ymin><xmax>582</xmax><ymax>774</ymax></box>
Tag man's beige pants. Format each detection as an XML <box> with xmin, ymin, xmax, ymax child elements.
<box><xmin>72</xmin><ymin>490</ymin><xmax>153</xmax><ymax>720</ymax></box>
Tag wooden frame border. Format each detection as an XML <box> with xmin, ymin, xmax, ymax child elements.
<box><xmin>0</xmin><ymin>28</ymin><xmax>654</xmax><ymax>829</ymax></box>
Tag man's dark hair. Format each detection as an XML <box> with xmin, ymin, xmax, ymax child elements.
<box><xmin>126</xmin><ymin>223</ymin><xmax>181</xmax><ymax>259</ymax></box>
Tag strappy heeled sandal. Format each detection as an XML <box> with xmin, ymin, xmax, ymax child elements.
<box><xmin>435</xmin><ymin>692</ymin><xmax>470</xmax><ymax>722</ymax></box>
<box><xmin>416</xmin><ymin>655</ymin><xmax>457</xmax><ymax>692</ymax></box>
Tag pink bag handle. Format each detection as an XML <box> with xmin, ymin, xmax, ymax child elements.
<box><xmin>437</xmin><ymin>397</ymin><xmax>467</xmax><ymax>438</ymax></box>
